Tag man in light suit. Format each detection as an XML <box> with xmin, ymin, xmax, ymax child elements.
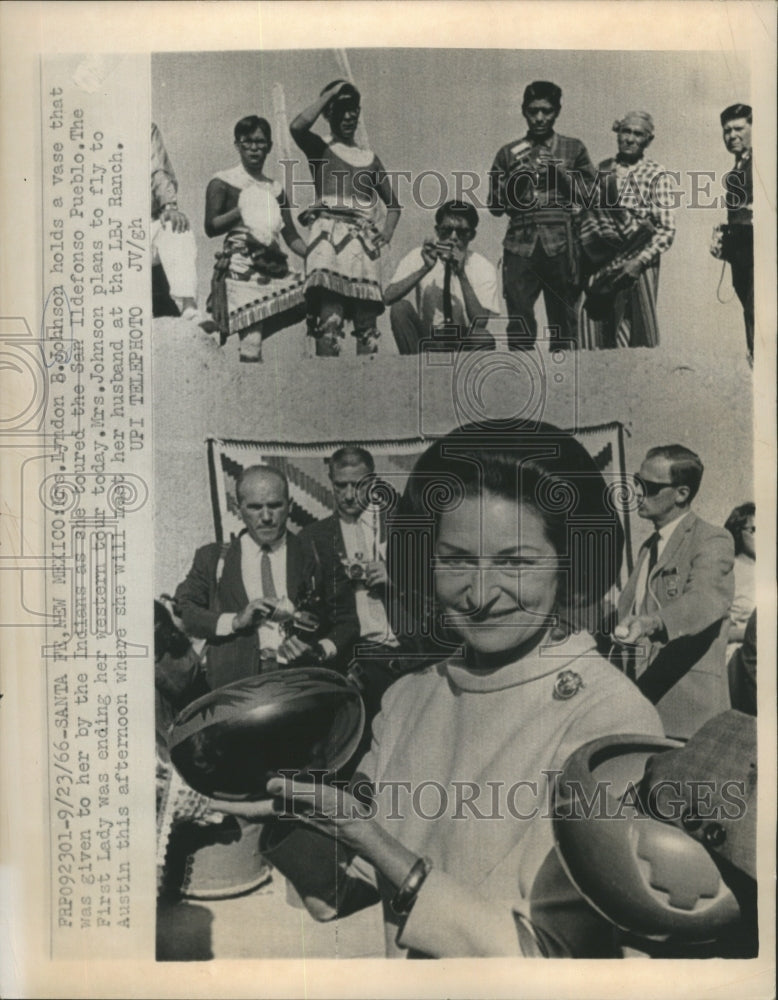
<box><xmin>615</xmin><ymin>445</ymin><xmax>734</xmax><ymax>738</ymax></box>
<box><xmin>175</xmin><ymin>466</ymin><xmax>358</xmax><ymax>689</ymax></box>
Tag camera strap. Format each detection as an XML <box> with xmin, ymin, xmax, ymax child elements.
<box><xmin>715</xmin><ymin>260</ymin><xmax>735</xmax><ymax>305</ymax></box>
<box><xmin>442</xmin><ymin>259</ymin><xmax>454</xmax><ymax>325</ymax></box>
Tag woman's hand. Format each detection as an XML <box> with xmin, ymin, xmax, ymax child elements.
<box><xmin>210</xmin><ymin>776</ymin><xmax>373</xmax><ymax>849</ymax></box>
<box><xmin>209</xmin><ymin>797</ymin><xmax>280</xmax><ymax>821</ymax></box>
<box><xmin>214</xmin><ymin>776</ymin><xmax>422</xmax><ymax>897</ymax></box>
<box><xmin>265</xmin><ymin>775</ymin><xmax>376</xmax><ymax>853</ymax></box>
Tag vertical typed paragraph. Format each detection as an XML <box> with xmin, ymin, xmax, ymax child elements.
<box><xmin>41</xmin><ymin>57</ymin><xmax>153</xmax><ymax>959</ymax></box>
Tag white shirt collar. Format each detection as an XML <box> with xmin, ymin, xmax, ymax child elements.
<box><xmin>241</xmin><ymin>530</ymin><xmax>286</xmax><ymax>554</ymax></box>
<box><xmin>656</xmin><ymin>510</ymin><xmax>690</xmax><ymax>541</ymax></box>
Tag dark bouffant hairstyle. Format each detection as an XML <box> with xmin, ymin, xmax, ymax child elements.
<box><xmin>388</xmin><ymin>419</ymin><xmax>624</xmax><ymax>647</ymax></box>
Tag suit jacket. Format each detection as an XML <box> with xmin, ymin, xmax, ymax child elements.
<box><xmin>298</xmin><ymin>512</ymin><xmax>393</xmax><ymax>632</ymax></box>
<box><xmin>617</xmin><ymin>512</ymin><xmax>734</xmax><ymax>738</ymax></box>
<box><xmin>299</xmin><ymin>512</ymin><xmax>385</xmax><ymax>572</ymax></box>
<box><xmin>175</xmin><ymin>531</ymin><xmax>359</xmax><ymax>688</ymax></box>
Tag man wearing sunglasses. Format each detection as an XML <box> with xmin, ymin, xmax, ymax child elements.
<box><xmin>384</xmin><ymin>200</ymin><xmax>499</xmax><ymax>353</ymax></box>
<box><xmin>614</xmin><ymin>445</ymin><xmax>735</xmax><ymax>739</ymax></box>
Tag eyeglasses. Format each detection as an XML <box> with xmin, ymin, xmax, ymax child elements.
<box><xmin>435</xmin><ymin>225</ymin><xmax>474</xmax><ymax>241</ymax></box>
<box><xmin>237</xmin><ymin>138</ymin><xmax>269</xmax><ymax>149</ymax></box>
<box><xmin>633</xmin><ymin>474</ymin><xmax>674</xmax><ymax>497</ymax></box>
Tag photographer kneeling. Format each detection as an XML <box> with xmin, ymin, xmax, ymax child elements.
<box><xmin>385</xmin><ymin>200</ymin><xmax>498</xmax><ymax>353</ymax></box>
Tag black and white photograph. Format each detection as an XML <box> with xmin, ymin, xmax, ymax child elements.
<box><xmin>0</xmin><ymin>3</ymin><xmax>775</xmax><ymax>998</ymax></box>
<box><xmin>152</xmin><ymin>43</ymin><xmax>763</xmax><ymax>963</ymax></box>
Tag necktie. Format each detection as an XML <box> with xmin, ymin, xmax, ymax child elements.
<box><xmin>639</xmin><ymin>532</ymin><xmax>660</xmax><ymax>614</ymax></box>
<box><xmin>647</xmin><ymin>532</ymin><xmax>660</xmax><ymax>572</ymax></box>
<box><xmin>260</xmin><ymin>546</ymin><xmax>277</xmax><ymax>600</ymax></box>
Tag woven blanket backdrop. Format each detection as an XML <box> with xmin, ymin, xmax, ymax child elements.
<box><xmin>206</xmin><ymin>422</ymin><xmax>634</xmax><ymax>583</ymax></box>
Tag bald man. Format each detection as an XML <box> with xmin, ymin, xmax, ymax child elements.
<box><xmin>175</xmin><ymin>466</ymin><xmax>358</xmax><ymax>688</ymax></box>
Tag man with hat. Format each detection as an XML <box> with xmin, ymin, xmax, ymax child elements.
<box><xmin>580</xmin><ymin>111</ymin><xmax>676</xmax><ymax>348</ymax></box>
<box><xmin>488</xmin><ymin>80</ymin><xmax>596</xmax><ymax>350</ymax></box>
<box><xmin>713</xmin><ymin>103</ymin><xmax>753</xmax><ymax>361</ymax></box>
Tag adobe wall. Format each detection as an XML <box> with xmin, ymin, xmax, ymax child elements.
<box><xmin>153</xmin><ymin>320</ymin><xmax>753</xmax><ymax>594</ymax></box>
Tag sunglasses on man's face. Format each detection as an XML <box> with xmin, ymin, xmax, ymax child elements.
<box><xmin>435</xmin><ymin>224</ymin><xmax>474</xmax><ymax>241</ymax></box>
<box><xmin>633</xmin><ymin>474</ymin><xmax>675</xmax><ymax>497</ymax></box>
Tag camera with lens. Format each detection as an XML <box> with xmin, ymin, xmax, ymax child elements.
<box><xmin>432</xmin><ymin>240</ymin><xmax>455</xmax><ymax>260</ymax></box>
<box><xmin>341</xmin><ymin>552</ymin><xmax>371</xmax><ymax>582</ymax></box>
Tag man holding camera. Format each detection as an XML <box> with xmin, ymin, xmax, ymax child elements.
<box><xmin>299</xmin><ymin>447</ymin><xmax>410</xmax><ymax>719</ymax></box>
<box><xmin>384</xmin><ymin>200</ymin><xmax>499</xmax><ymax>353</ymax></box>
<box><xmin>713</xmin><ymin>103</ymin><xmax>753</xmax><ymax>362</ymax></box>
<box><xmin>488</xmin><ymin>81</ymin><xmax>596</xmax><ymax>350</ymax></box>
<box><xmin>175</xmin><ymin>465</ymin><xmax>358</xmax><ymax>689</ymax></box>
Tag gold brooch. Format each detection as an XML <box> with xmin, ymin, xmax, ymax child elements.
<box><xmin>553</xmin><ymin>670</ymin><xmax>584</xmax><ymax>700</ymax></box>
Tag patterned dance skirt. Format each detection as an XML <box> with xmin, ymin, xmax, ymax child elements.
<box><xmin>209</xmin><ymin>232</ymin><xmax>306</xmax><ymax>339</ymax></box>
<box><xmin>223</xmin><ymin>272</ymin><xmax>306</xmax><ymax>337</ymax></box>
<box><xmin>301</xmin><ymin>206</ymin><xmax>384</xmax><ymax>315</ymax></box>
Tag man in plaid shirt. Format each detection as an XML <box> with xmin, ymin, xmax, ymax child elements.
<box><xmin>582</xmin><ymin>111</ymin><xmax>676</xmax><ymax>348</ymax></box>
<box><xmin>488</xmin><ymin>80</ymin><xmax>596</xmax><ymax>350</ymax></box>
